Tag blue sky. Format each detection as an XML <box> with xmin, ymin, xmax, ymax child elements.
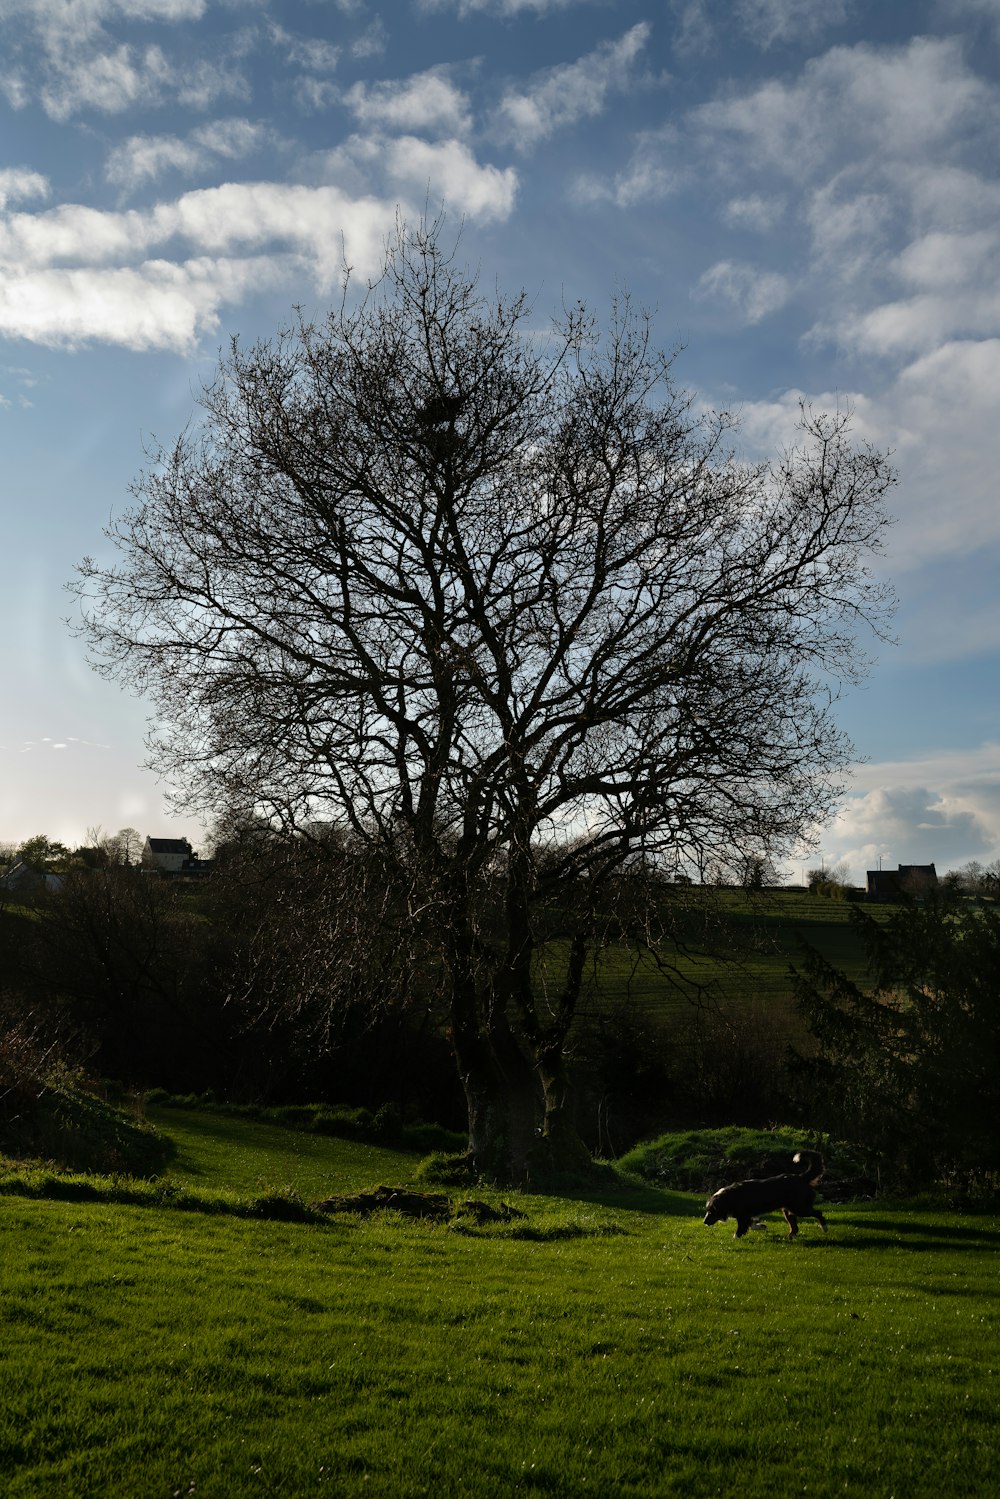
<box><xmin>1</xmin><ymin>0</ymin><xmax>999</xmax><ymax>883</ymax></box>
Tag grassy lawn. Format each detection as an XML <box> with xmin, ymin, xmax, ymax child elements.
<box><xmin>2</xmin><ymin>1110</ymin><xmax>999</xmax><ymax>1496</ymax></box>
<box><xmin>151</xmin><ymin>1106</ymin><xmax>421</xmax><ymax>1199</ymax></box>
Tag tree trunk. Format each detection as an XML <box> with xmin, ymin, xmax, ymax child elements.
<box><xmin>451</xmin><ymin>1012</ymin><xmax>594</xmax><ymax>1183</ymax></box>
<box><xmin>536</xmin><ymin>1043</ymin><xmax>593</xmax><ymax>1176</ymax></box>
<box><xmin>445</xmin><ymin>898</ymin><xmax>594</xmax><ymax>1184</ymax></box>
<box><xmin>454</xmin><ymin>1011</ymin><xmax>541</xmax><ymax>1184</ymax></box>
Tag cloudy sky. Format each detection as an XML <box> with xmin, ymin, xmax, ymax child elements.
<box><xmin>1</xmin><ymin>0</ymin><xmax>998</xmax><ymax>882</ymax></box>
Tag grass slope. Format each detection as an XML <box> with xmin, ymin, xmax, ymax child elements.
<box><xmin>562</xmin><ymin>890</ymin><xmax>874</xmax><ymax>1027</ymax></box>
<box><xmin>1</xmin><ymin>1112</ymin><xmax>998</xmax><ymax>1497</ymax></box>
<box><xmin>152</xmin><ymin>1106</ymin><xmax>423</xmax><ymax>1199</ymax></box>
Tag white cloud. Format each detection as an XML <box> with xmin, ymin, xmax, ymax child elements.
<box><xmin>737</xmin><ymin>338</ymin><xmax>1000</xmax><ymax>573</ymax></box>
<box><xmin>735</xmin><ymin>0</ymin><xmax>853</xmax><ymax>48</ymax></box>
<box><xmin>319</xmin><ymin>131</ymin><xmax>518</xmax><ymax>222</ymax></box>
<box><xmin>573</xmin><ymin>127</ymin><xmax>681</xmax><ymax>208</ymax></box>
<box><xmin>497</xmin><ymin>22</ymin><xmax>651</xmax><ymax>152</ymax></box>
<box><xmin>419</xmin><ymin>0</ymin><xmax>581</xmax><ymax>14</ymax></box>
<box><xmin>693</xmin><ymin>37</ymin><xmax>994</xmax><ymax>178</ymax></box>
<box><xmin>806</xmin><ymin>178</ymin><xmax>892</xmax><ymax>279</ymax></box>
<box><xmin>694</xmin><ymin>259</ymin><xmax>792</xmax><ymax>323</ymax></box>
<box><xmin>841</xmin><ymin>288</ymin><xmax>1000</xmax><ymax>359</ymax></box>
<box><xmin>0</xmin><ymin>256</ymin><xmax>292</xmax><ymax>353</ymax></box>
<box><xmin>384</xmin><ymin>138</ymin><xmax>517</xmax><ymax>220</ymax></box>
<box><xmin>41</xmin><ymin>42</ymin><xmax>171</xmax><ymax>118</ymax></box>
<box><xmin>270</xmin><ymin>24</ymin><xmax>340</xmax><ymax>75</ymax></box>
<box><xmin>193</xmin><ymin>117</ymin><xmax>266</xmax><ymax>161</ymax></box>
<box><xmin>341</xmin><ymin>68</ymin><xmax>473</xmax><ymax>137</ymax></box>
<box><xmin>0</xmin><ymin>168</ymin><xmax>49</xmax><ymax>211</ymax></box>
<box><xmin>722</xmin><ymin>193</ymin><xmax>786</xmax><ymax>231</ymax></box>
<box><xmin>619</xmin><ymin>34</ymin><xmax>962</xmax><ymax>252</ymax></box>
<box><xmin>0</xmin><ymin>261</ymin><xmax>211</xmax><ymax>353</ymax></box>
<box><xmin>807</xmin><ymin>222</ymin><xmax>1000</xmax><ymax>369</ymax></box>
<box><xmin>880</xmin><ymin>339</ymin><xmax>1000</xmax><ymax>560</ymax></box>
<box><xmin>106</xmin><ymin>118</ymin><xmax>269</xmax><ymax>189</ymax></box>
<box><xmin>666</xmin><ymin>1</ymin><xmax>714</xmax><ymax>55</ymax></box>
<box><xmin>818</xmin><ymin>219</ymin><xmax>1000</xmax><ymax>358</ymax></box>
<box><xmin>895</xmin><ymin>228</ymin><xmax>1000</xmax><ymax>291</ymax></box>
<box><xmin>0</xmin><ymin>184</ymin><xmax>384</xmax><ymax>349</ymax></box>
<box><xmin>4</xmin><ymin>2</ymin><xmax>206</xmax><ymax>34</ymax></box>
<box><xmin>0</xmin><ymin>0</ymin><xmax>245</xmax><ymax>119</ymax></box>
<box><xmin>351</xmin><ymin>18</ymin><xmax>387</xmax><ymax>59</ymax></box>
<box><xmin>173</xmin><ymin>53</ymin><xmax>249</xmax><ymax>113</ymax></box>
<box><xmin>815</xmin><ymin>750</ymin><xmax>1000</xmax><ymax>884</ymax></box>
<box><xmin>294</xmin><ymin>76</ymin><xmax>340</xmax><ymax>112</ymax></box>
<box><xmin>106</xmin><ymin>134</ymin><xmax>203</xmax><ymax>189</ymax></box>
<box><xmin>902</xmin><ymin>163</ymin><xmax>1000</xmax><ymax>233</ymax></box>
<box><xmin>676</xmin><ymin>34</ymin><xmax>1000</xmax><ymax>589</ymax></box>
<box><xmin>669</xmin><ymin>0</ymin><xmax>853</xmax><ymax>53</ymax></box>
<box><xmin>0</xmin><ymin>152</ymin><xmax>518</xmax><ymax>351</ymax></box>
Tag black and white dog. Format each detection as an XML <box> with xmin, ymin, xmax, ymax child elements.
<box><xmin>703</xmin><ymin>1151</ymin><xmax>828</xmax><ymax>1239</ymax></box>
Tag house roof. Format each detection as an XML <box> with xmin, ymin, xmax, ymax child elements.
<box><xmin>0</xmin><ymin>861</ymin><xmax>63</xmax><ymax>891</ymax></box>
<box><xmin>866</xmin><ymin>864</ymin><xmax>939</xmax><ymax>900</ymax></box>
<box><xmin>146</xmin><ymin>837</ymin><xmax>192</xmax><ymax>853</ymax></box>
<box><xmin>866</xmin><ymin>863</ymin><xmax>937</xmax><ymax>882</ymax></box>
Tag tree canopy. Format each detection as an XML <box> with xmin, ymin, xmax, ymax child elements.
<box><xmin>73</xmin><ymin>224</ymin><xmax>895</xmax><ymax>1180</ymax></box>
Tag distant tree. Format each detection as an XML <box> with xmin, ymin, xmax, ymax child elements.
<box><xmin>947</xmin><ymin>858</ymin><xmax>1000</xmax><ymax>898</ymax></box>
<box><xmin>74</xmin><ymin>826</ymin><xmax>144</xmax><ymax>868</ymax></box>
<box><xmin>794</xmin><ymin>894</ymin><xmax>1000</xmax><ymax>1190</ymax></box>
<box><xmin>739</xmin><ymin>854</ymin><xmax>781</xmax><ymax>890</ymax></box>
<box><xmin>72</xmin><ymin>223</ymin><xmax>895</xmax><ymax>1181</ymax></box>
<box><xmin>16</xmin><ymin>834</ymin><xmax>71</xmax><ymax>872</ymax></box>
<box><xmin>806</xmin><ymin>861</ymin><xmax>850</xmax><ymax>898</ymax></box>
<box><xmin>109</xmin><ymin>827</ymin><xmax>145</xmax><ymax>866</ymax></box>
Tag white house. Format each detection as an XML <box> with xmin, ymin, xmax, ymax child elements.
<box><xmin>143</xmin><ymin>836</ymin><xmax>195</xmax><ymax>873</ymax></box>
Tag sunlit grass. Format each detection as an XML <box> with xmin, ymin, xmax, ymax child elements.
<box><xmin>151</xmin><ymin>1106</ymin><xmax>422</xmax><ymax>1199</ymax></box>
<box><xmin>1</xmin><ymin>1110</ymin><xmax>998</xmax><ymax>1496</ymax></box>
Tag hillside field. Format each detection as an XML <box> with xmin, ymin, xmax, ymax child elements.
<box><xmin>582</xmin><ymin>888</ymin><xmax>875</xmax><ymax>1010</ymax></box>
<box><xmin>1</xmin><ymin>1107</ymin><xmax>998</xmax><ymax>1497</ymax></box>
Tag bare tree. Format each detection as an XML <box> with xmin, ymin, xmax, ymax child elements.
<box><xmin>72</xmin><ymin>223</ymin><xmax>895</xmax><ymax>1180</ymax></box>
<box><xmin>82</xmin><ymin>826</ymin><xmax>145</xmax><ymax>867</ymax></box>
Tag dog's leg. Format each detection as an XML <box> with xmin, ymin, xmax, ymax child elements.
<box><xmin>734</xmin><ymin>1217</ymin><xmax>751</xmax><ymax>1238</ymax></box>
<box><xmin>813</xmin><ymin>1210</ymin><xmax>829</xmax><ymax>1233</ymax></box>
<box><xmin>782</xmin><ymin>1208</ymin><xmax>799</xmax><ymax>1237</ymax></box>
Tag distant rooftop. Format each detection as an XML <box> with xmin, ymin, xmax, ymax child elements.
<box><xmin>866</xmin><ymin>863</ymin><xmax>938</xmax><ymax>901</ymax></box>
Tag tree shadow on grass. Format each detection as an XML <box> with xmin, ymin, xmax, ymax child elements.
<box><xmin>541</xmin><ymin>1171</ymin><xmax>697</xmax><ymax>1218</ymax></box>
<box><xmin>841</xmin><ymin>1216</ymin><xmax>1000</xmax><ymax>1247</ymax></box>
<box><xmin>786</xmin><ymin>1216</ymin><xmax>1000</xmax><ymax>1252</ymax></box>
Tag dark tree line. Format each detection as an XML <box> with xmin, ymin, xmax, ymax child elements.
<box><xmin>0</xmin><ymin>847</ymin><xmax>806</xmax><ymax>1158</ymax></box>
<box><xmin>7</xmin><ymin>843</ymin><xmax>998</xmax><ymax>1192</ymax></box>
<box><xmin>793</xmin><ymin>894</ymin><xmax>1000</xmax><ymax>1192</ymax></box>
<box><xmin>1</xmin><ymin>855</ymin><xmax>462</xmax><ymax>1124</ymax></box>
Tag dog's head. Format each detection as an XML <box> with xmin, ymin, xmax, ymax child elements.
<box><xmin>703</xmin><ymin>1190</ymin><xmax>727</xmax><ymax>1226</ymax></box>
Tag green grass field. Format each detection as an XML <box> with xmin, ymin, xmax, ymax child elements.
<box><xmin>2</xmin><ymin>1108</ymin><xmax>998</xmax><ymax>1497</ymax></box>
<box><xmin>580</xmin><ymin>890</ymin><xmax>876</xmax><ymax>1011</ymax></box>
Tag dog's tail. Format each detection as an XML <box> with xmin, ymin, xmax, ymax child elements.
<box><xmin>792</xmin><ymin>1150</ymin><xmax>825</xmax><ymax>1185</ymax></box>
